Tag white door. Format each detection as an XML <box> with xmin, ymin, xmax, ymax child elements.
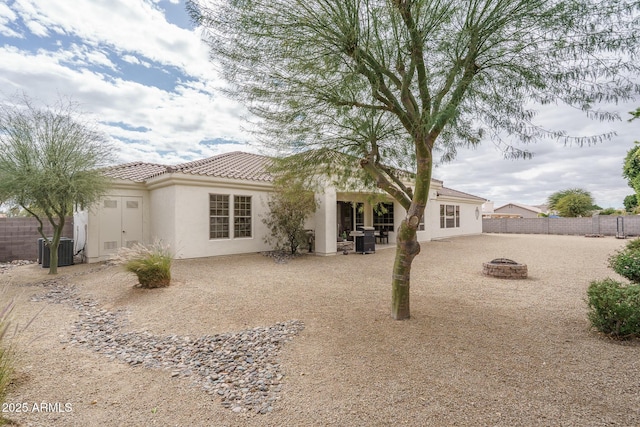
<box><xmin>122</xmin><ymin>197</ymin><xmax>143</xmax><ymax>248</ymax></box>
<box><xmin>98</xmin><ymin>196</ymin><xmax>143</xmax><ymax>257</ymax></box>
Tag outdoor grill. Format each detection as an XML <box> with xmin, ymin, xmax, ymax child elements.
<box><xmin>354</xmin><ymin>226</ymin><xmax>375</xmax><ymax>254</ymax></box>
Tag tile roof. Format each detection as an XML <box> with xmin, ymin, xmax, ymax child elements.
<box><xmin>172</xmin><ymin>151</ymin><xmax>273</xmax><ymax>182</ymax></box>
<box><xmin>102</xmin><ymin>162</ymin><xmax>168</xmax><ymax>182</ymax></box>
<box><xmin>437</xmin><ymin>186</ymin><xmax>487</xmax><ymax>202</ymax></box>
<box><xmin>103</xmin><ymin>152</ymin><xmax>273</xmax><ymax>183</ymax></box>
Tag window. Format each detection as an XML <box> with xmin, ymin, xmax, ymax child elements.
<box><xmin>210</xmin><ymin>194</ymin><xmax>229</xmax><ymax>239</ymax></box>
<box><xmin>440</xmin><ymin>204</ymin><xmax>460</xmax><ymax>228</ymax></box>
<box><xmin>234</xmin><ymin>195</ymin><xmax>252</xmax><ymax>238</ymax></box>
<box><xmin>418</xmin><ymin>214</ymin><xmax>425</xmax><ymax>231</ymax></box>
<box><xmin>374</xmin><ymin>202</ymin><xmax>394</xmax><ymax>231</ymax></box>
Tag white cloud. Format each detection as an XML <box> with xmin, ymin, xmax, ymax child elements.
<box><xmin>10</xmin><ymin>0</ymin><xmax>215</xmax><ymax>79</ymax></box>
<box><xmin>0</xmin><ymin>43</ymin><xmax>252</xmax><ymax>164</ymax></box>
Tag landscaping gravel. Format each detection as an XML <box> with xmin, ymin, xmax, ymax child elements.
<box><xmin>2</xmin><ymin>234</ymin><xmax>640</xmax><ymax>426</ymax></box>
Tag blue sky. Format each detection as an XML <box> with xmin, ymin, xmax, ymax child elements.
<box><xmin>0</xmin><ymin>0</ymin><xmax>638</xmax><ymax>209</ymax></box>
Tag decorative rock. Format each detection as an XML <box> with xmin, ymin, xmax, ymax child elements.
<box><xmin>27</xmin><ymin>274</ymin><xmax>305</xmax><ymax>414</ymax></box>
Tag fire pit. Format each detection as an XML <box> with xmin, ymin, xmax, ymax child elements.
<box><xmin>482</xmin><ymin>258</ymin><xmax>528</xmax><ymax>279</ymax></box>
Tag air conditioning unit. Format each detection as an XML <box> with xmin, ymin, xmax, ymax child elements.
<box><xmin>38</xmin><ymin>237</ymin><xmax>74</xmax><ymax>268</ymax></box>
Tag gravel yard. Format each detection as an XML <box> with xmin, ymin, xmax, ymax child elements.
<box><xmin>1</xmin><ymin>233</ymin><xmax>639</xmax><ymax>426</ymax></box>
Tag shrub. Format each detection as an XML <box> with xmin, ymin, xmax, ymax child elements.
<box><xmin>608</xmin><ymin>247</ymin><xmax>640</xmax><ymax>283</ymax></box>
<box><xmin>0</xmin><ymin>300</ymin><xmax>14</xmax><ymax>425</ymax></box>
<box><xmin>625</xmin><ymin>238</ymin><xmax>640</xmax><ymax>252</ymax></box>
<box><xmin>587</xmin><ymin>279</ymin><xmax>640</xmax><ymax>338</ymax></box>
<box><xmin>112</xmin><ymin>242</ymin><xmax>172</xmax><ymax>288</ymax></box>
<box><xmin>0</xmin><ymin>296</ymin><xmax>40</xmax><ymax>425</ymax></box>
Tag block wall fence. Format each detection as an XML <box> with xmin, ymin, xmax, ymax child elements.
<box><xmin>482</xmin><ymin>216</ymin><xmax>640</xmax><ymax>237</ymax></box>
<box><xmin>0</xmin><ymin>217</ymin><xmax>74</xmax><ymax>262</ymax></box>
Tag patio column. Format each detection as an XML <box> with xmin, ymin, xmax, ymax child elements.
<box><xmin>313</xmin><ymin>186</ymin><xmax>337</xmax><ymax>256</ymax></box>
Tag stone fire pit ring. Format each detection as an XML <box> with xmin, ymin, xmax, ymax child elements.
<box><xmin>482</xmin><ymin>258</ymin><xmax>528</xmax><ymax>279</ymax></box>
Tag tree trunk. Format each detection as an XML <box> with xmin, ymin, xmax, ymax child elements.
<box><xmin>46</xmin><ymin>215</ymin><xmax>65</xmax><ymax>275</ymax></box>
<box><xmin>391</xmin><ymin>220</ymin><xmax>421</xmax><ymax>320</ymax></box>
<box><xmin>48</xmin><ymin>226</ymin><xmax>63</xmax><ymax>275</ymax></box>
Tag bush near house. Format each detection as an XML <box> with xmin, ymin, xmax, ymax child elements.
<box><xmin>112</xmin><ymin>242</ymin><xmax>172</xmax><ymax>288</ymax></box>
<box><xmin>588</xmin><ymin>238</ymin><xmax>640</xmax><ymax>339</ymax></box>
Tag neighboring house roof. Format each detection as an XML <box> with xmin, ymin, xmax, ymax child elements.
<box><xmin>102</xmin><ymin>162</ymin><xmax>168</xmax><ymax>182</ymax></box>
<box><xmin>437</xmin><ymin>186</ymin><xmax>487</xmax><ymax>202</ymax></box>
<box><xmin>495</xmin><ymin>203</ymin><xmax>542</xmax><ymax>214</ymax></box>
<box><xmin>172</xmin><ymin>151</ymin><xmax>273</xmax><ymax>182</ymax></box>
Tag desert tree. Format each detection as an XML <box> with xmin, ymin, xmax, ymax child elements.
<box><xmin>188</xmin><ymin>0</ymin><xmax>640</xmax><ymax>319</ymax></box>
<box><xmin>263</xmin><ymin>179</ymin><xmax>318</xmax><ymax>255</ymax></box>
<box><xmin>547</xmin><ymin>188</ymin><xmax>595</xmax><ymax>217</ymax></box>
<box><xmin>0</xmin><ymin>95</ymin><xmax>114</xmax><ymax>274</ymax></box>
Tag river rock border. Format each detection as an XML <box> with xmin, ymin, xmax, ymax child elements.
<box><xmin>27</xmin><ymin>275</ymin><xmax>304</xmax><ymax>415</ymax></box>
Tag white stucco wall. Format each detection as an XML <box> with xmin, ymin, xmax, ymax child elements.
<box><xmin>430</xmin><ymin>198</ymin><xmax>483</xmax><ymax>239</ymax></box>
<box><xmin>147</xmin><ymin>175</ymin><xmax>273</xmax><ymax>259</ymax></box>
<box><xmin>81</xmin><ymin>183</ymin><xmax>150</xmax><ymax>263</ymax></box>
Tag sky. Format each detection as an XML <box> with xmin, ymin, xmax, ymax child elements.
<box><xmin>0</xmin><ymin>0</ymin><xmax>638</xmax><ymax>209</ymax></box>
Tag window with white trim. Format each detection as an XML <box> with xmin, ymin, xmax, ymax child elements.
<box><xmin>234</xmin><ymin>195</ymin><xmax>252</xmax><ymax>238</ymax></box>
<box><xmin>210</xmin><ymin>194</ymin><xmax>230</xmax><ymax>239</ymax></box>
<box><xmin>440</xmin><ymin>204</ymin><xmax>460</xmax><ymax>228</ymax></box>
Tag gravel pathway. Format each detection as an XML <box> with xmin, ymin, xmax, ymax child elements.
<box><xmin>28</xmin><ymin>277</ymin><xmax>304</xmax><ymax>415</ymax></box>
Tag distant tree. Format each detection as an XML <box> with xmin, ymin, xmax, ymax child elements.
<box><xmin>548</xmin><ymin>188</ymin><xmax>595</xmax><ymax>217</ymax></box>
<box><xmin>598</xmin><ymin>208</ymin><xmax>618</xmax><ymax>216</ymax></box>
<box><xmin>262</xmin><ymin>180</ymin><xmax>317</xmax><ymax>255</ymax></box>
<box><xmin>0</xmin><ymin>95</ymin><xmax>114</xmax><ymax>274</ymax></box>
<box><xmin>624</xmin><ymin>194</ymin><xmax>638</xmax><ymax>213</ymax></box>
<box><xmin>189</xmin><ymin>0</ymin><xmax>640</xmax><ymax>320</ymax></box>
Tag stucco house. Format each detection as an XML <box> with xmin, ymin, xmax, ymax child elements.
<box><xmin>487</xmin><ymin>202</ymin><xmax>544</xmax><ymax>219</ymax></box>
<box><xmin>74</xmin><ymin>151</ymin><xmax>486</xmax><ymax>262</ymax></box>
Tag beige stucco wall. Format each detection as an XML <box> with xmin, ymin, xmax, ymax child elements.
<box><xmin>314</xmin><ymin>186</ymin><xmax>337</xmax><ymax>256</ymax></box>
<box><xmin>83</xmin><ymin>171</ymin><xmax>484</xmax><ymax>262</ymax></box>
<box><xmin>80</xmin><ymin>182</ymin><xmax>150</xmax><ymax>263</ymax></box>
<box><xmin>148</xmin><ymin>175</ymin><xmax>273</xmax><ymax>259</ymax></box>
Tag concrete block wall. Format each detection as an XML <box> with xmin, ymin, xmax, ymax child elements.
<box><xmin>0</xmin><ymin>217</ymin><xmax>73</xmax><ymax>262</ymax></box>
<box><xmin>483</xmin><ymin>216</ymin><xmax>640</xmax><ymax>237</ymax></box>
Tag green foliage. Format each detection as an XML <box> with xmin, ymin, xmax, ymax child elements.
<box><xmin>629</xmin><ymin>107</ymin><xmax>640</xmax><ymax>122</ymax></box>
<box><xmin>0</xmin><ymin>94</ymin><xmax>114</xmax><ymax>274</ymax></box>
<box><xmin>622</xmin><ymin>143</ymin><xmax>640</xmax><ymax>193</ymax></box>
<box><xmin>608</xmin><ymin>246</ymin><xmax>640</xmax><ymax>284</ymax></box>
<box><xmin>262</xmin><ymin>180</ymin><xmax>317</xmax><ymax>255</ymax></box>
<box><xmin>587</xmin><ymin>279</ymin><xmax>640</xmax><ymax>339</ymax></box>
<box><xmin>114</xmin><ymin>242</ymin><xmax>173</xmax><ymax>288</ymax></box>
<box><xmin>598</xmin><ymin>208</ymin><xmax>619</xmax><ymax>215</ymax></box>
<box><xmin>547</xmin><ymin>188</ymin><xmax>595</xmax><ymax>217</ymax></box>
<box><xmin>624</xmin><ymin>194</ymin><xmax>638</xmax><ymax>213</ymax></box>
<box><xmin>624</xmin><ymin>238</ymin><xmax>640</xmax><ymax>252</ymax></box>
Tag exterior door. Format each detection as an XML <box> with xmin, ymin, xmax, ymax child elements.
<box><xmin>98</xmin><ymin>196</ymin><xmax>143</xmax><ymax>256</ymax></box>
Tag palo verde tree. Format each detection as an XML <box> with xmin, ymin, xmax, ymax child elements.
<box><xmin>188</xmin><ymin>0</ymin><xmax>640</xmax><ymax>319</ymax></box>
<box><xmin>0</xmin><ymin>95</ymin><xmax>114</xmax><ymax>274</ymax></box>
